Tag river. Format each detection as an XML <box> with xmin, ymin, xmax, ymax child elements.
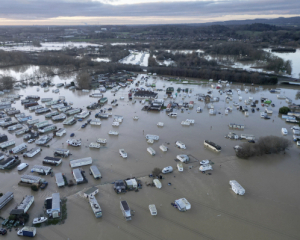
<box><xmin>0</xmin><ymin>71</ymin><xmax>299</xmax><ymax>240</ymax></box>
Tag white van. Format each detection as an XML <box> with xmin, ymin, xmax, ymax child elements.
<box><xmin>168</xmin><ymin>113</ymin><xmax>177</xmax><ymax>117</ymax></box>
<box><xmin>162</xmin><ymin>166</ymin><xmax>173</xmax><ymax>174</ymax></box>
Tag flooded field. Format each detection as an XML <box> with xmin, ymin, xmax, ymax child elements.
<box><xmin>0</xmin><ymin>74</ymin><xmax>300</xmax><ymax>240</ymax></box>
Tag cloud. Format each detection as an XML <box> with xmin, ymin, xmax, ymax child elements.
<box><xmin>0</xmin><ymin>0</ymin><xmax>299</xmax><ymax>21</ymax></box>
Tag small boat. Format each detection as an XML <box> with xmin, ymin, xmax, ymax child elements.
<box><xmin>119</xmin><ymin>149</ymin><xmax>127</xmax><ymax>158</ymax></box>
<box><xmin>176</xmin><ymin>141</ymin><xmax>186</xmax><ymax>149</ymax></box>
<box><xmin>244</xmin><ymin>111</ymin><xmax>249</xmax><ymax>117</ymax></box>
<box><xmin>44</xmin><ymin>87</ymin><xmax>49</xmax><ymax>92</ymax></box>
<box><xmin>157</xmin><ymin>122</ymin><xmax>164</xmax><ymax>127</ymax></box>
<box><xmin>196</xmin><ymin>107</ymin><xmax>202</xmax><ymax>113</ymax></box>
<box><xmin>108</xmin><ymin>131</ymin><xmax>119</xmax><ymax>135</ymax></box>
<box><xmin>225</xmin><ymin>109</ymin><xmax>229</xmax><ymax>115</ymax></box>
<box><xmin>70</xmin><ymin>133</ymin><xmax>75</xmax><ymax>137</ymax></box>
<box><xmin>281</xmin><ymin>128</ymin><xmax>288</xmax><ymax>135</ymax></box>
<box><xmin>147</xmin><ymin>139</ymin><xmax>154</xmax><ymax>144</ymax></box>
<box><xmin>133</xmin><ymin>116</ymin><xmax>139</xmax><ymax>120</ymax></box>
<box><xmin>33</xmin><ymin>217</ymin><xmax>47</xmax><ymax>225</ymax></box>
<box><xmin>97</xmin><ymin>138</ymin><xmax>107</xmax><ymax>144</ymax></box>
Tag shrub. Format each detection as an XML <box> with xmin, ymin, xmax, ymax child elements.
<box><xmin>279</xmin><ymin>106</ymin><xmax>290</xmax><ymax>114</ymax></box>
<box><xmin>31</xmin><ymin>185</ymin><xmax>39</xmax><ymax>191</ymax></box>
<box><xmin>152</xmin><ymin>168</ymin><xmax>161</xmax><ymax>176</ymax></box>
<box><xmin>236</xmin><ymin>135</ymin><xmax>292</xmax><ymax>159</ymax></box>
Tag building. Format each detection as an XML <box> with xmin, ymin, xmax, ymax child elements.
<box><xmin>84</xmin><ymin>187</ymin><xmax>99</xmax><ymax>198</ymax></box>
<box><xmin>45</xmin><ymin>193</ymin><xmax>61</xmax><ymax>218</ymax></box>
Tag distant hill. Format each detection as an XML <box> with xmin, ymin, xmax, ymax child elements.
<box><xmin>188</xmin><ymin>17</ymin><xmax>300</xmax><ymax>27</ymax></box>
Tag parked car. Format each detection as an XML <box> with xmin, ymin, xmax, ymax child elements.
<box><xmin>162</xmin><ymin>166</ymin><xmax>173</xmax><ymax>174</ymax></box>
<box><xmin>0</xmin><ymin>229</ymin><xmax>7</xmax><ymax>235</ymax></box>
<box><xmin>28</xmin><ymin>139</ymin><xmax>35</xmax><ymax>143</ymax></box>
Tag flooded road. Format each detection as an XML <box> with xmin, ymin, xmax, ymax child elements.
<box><xmin>1</xmin><ymin>73</ymin><xmax>300</xmax><ymax>240</ymax></box>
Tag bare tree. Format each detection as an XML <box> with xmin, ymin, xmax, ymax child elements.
<box><xmin>76</xmin><ymin>72</ymin><xmax>91</xmax><ymax>89</ymax></box>
<box><xmin>0</xmin><ymin>75</ymin><xmax>14</xmax><ymax>90</ymax></box>
<box><xmin>236</xmin><ymin>136</ymin><xmax>292</xmax><ymax>159</ymax></box>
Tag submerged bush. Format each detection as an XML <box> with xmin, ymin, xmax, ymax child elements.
<box><xmin>236</xmin><ymin>135</ymin><xmax>292</xmax><ymax>159</ymax></box>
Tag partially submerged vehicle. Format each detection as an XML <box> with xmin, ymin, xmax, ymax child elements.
<box><xmin>229</xmin><ymin>180</ymin><xmax>245</xmax><ymax>195</ymax></box>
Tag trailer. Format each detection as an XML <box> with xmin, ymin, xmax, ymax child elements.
<box><xmin>45</xmin><ymin>111</ymin><xmax>59</xmax><ymax>118</ymax></box>
<box><xmin>0</xmin><ymin>192</ymin><xmax>14</xmax><ymax>210</ymax></box>
<box><xmin>28</xmin><ymin>105</ymin><xmax>43</xmax><ymax>111</ymax></box>
<box><xmin>0</xmin><ymin>134</ymin><xmax>8</xmax><ymax>143</ymax></box>
<box><xmin>41</xmin><ymin>98</ymin><xmax>53</xmax><ymax>102</ymax></box>
<box><xmin>34</xmin><ymin>121</ymin><xmax>49</xmax><ymax>128</ymax></box>
<box><xmin>55</xmin><ymin>173</ymin><xmax>65</xmax><ymax>187</ymax></box>
<box><xmin>90</xmin><ymin>165</ymin><xmax>102</xmax><ymax>179</ymax></box>
<box><xmin>70</xmin><ymin>157</ymin><xmax>92</xmax><ymax>168</ymax></box>
<box><xmin>15</xmin><ymin>127</ymin><xmax>29</xmax><ymax>136</ymax></box>
<box><xmin>43</xmin><ymin>156</ymin><xmax>62</xmax><ymax>166</ymax></box>
<box><xmin>73</xmin><ymin>168</ymin><xmax>84</xmax><ymax>183</ymax></box>
<box><xmin>45</xmin><ymin>193</ymin><xmax>61</xmax><ymax>218</ymax></box>
<box><xmin>0</xmin><ymin>140</ymin><xmax>15</xmax><ymax>149</ymax></box>
<box><xmin>240</xmin><ymin>134</ymin><xmax>255</xmax><ymax>140</ymax></box>
<box><xmin>17</xmin><ymin>227</ymin><xmax>36</xmax><ymax>237</ymax></box>
<box><xmin>9</xmin><ymin>143</ymin><xmax>27</xmax><ymax>154</ymax></box>
<box><xmin>75</xmin><ymin>111</ymin><xmax>90</xmax><ymax>119</ymax></box>
<box><xmin>45</xmin><ymin>100</ymin><xmax>60</xmax><ymax>106</ymax></box>
<box><xmin>31</xmin><ymin>165</ymin><xmax>52</xmax><ymax>175</ymax></box>
<box><xmin>174</xmin><ymin>198</ymin><xmax>191</xmax><ymax>212</ymax></box>
<box><xmin>66</xmin><ymin>108</ymin><xmax>81</xmax><ymax>116</ymax></box>
<box><xmin>27</xmin><ymin>119</ymin><xmax>39</xmax><ymax>125</ymax></box>
<box><xmin>20</xmin><ymin>175</ymin><xmax>44</xmax><ymax>184</ymax></box>
<box><xmin>62</xmin><ymin>116</ymin><xmax>77</xmax><ymax>125</ymax></box>
<box><xmin>149</xmin><ymin>204</ymin><xmax>157</xmax><ymax>216</ymax></box>
<box><xmin>24</xmin><ymin>102</ymin><xmax>38</xmax><ymax>108</ymax></box>
<box><xmin>26</xmin><ymin>95</ymin><xmax>40</xmax><ymax>100</ymax></box>
<box><xmin>229</xmin><ymin>180</ymin><xmax>245</xmax><ymax>195</ymax></box>
<box><xmin>56</xmin><ymin>128</ymin><xmax>66</xmax><ymax>137</ymax></box>
<box><xmin>54</xmin><ymin>149</ymin><xmax>70</xmax><ymax>158</ymax></box>
<box><xmin>23</xmin><ymin>147</ymin><xmax>41</xmax><ymax>158</ymax></box>
<box><xmin>35</xmin><ymin>107</ymin><xmax>51</xmax><ymax>114</ymax></box>
<box><xmin>38</xmin><ymin>124</ymin><xmax>57</xmax><ymax>133</ymax></box>
<box><xmin>120</xmin><ymin>201</ymin><xmax>131</xmax><ymax>221</ymax></box>
<box><xmin>35</xmin><ymin>135</ymin><xmax>52</xmax><ymax>145</ymax></box>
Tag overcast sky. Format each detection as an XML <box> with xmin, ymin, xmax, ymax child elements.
<box><xmin>0</xmin><ymin>0</ymin><xmax>299</xmax><ymax>25</ymax></box>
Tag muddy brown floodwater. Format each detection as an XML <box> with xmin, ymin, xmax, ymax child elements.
<box><xmin>1</xmin><ymin>74</ymin><xmax>300</xmax><ymax>240</ymax></box>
